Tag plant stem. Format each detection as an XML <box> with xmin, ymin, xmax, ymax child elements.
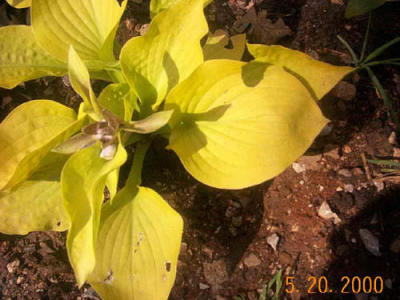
<box><xmin>360</xmin><ymin>58</ymin><xmax>400</xmax><ymax>68</ymax></box>
<box><xmin>360</xmin><ymin>13</ymin><xmax>372</xmax><ymax>62</ymax></box>
<box><xmin>337</xmin><ymin>35</ymin><xmax>359</xmax><ymax>65</ymax></box>
<box><xmin>125</xmin><ymin>140</ymin><xmax>151</xmax><ymax>188</ymax></box>
<box><xmin>366</xmin><ymin>66</ymin><xmax>400</xmax><ymax>133</ymax></box>
<box><xmin>364</xmin><ymin>36</ymin><xmax>400</xmax><ymax>63</ymax></box>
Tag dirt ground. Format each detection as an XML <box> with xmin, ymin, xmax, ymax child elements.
<box><xmin>1</xmin><ymin>0</ymin><xmax>400</xmax><ymax>299</ymax></box>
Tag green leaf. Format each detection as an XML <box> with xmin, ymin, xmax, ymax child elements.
<box><xmin>31</xmin><ymin>0</ymin><xmax>127</xmax><ymax>62</ymax></box>
<box><xmin>165</xmin><ymin>60</ymin><xmax>328</xmax><ymax>189</ymax></box>
<box><xmin>0</xmin><ymin>25</ymin><xmax>66</xmax><ymax>89</ymax></box>
<box><xmin>105</xmin><ymin>169</ymin><xmax>119</xmax><ymax>201</ymax></box>
<box><xmin>122</xmin><ymin>110</ymin><xmax>173</xmax><ymax>134</ymax></box>
<box><xmin>247</xmin><ymin>44</ymin><xmax>355</xmax><ymax>100</ymax></box>
<box><xmin>6</xmin><ymin>0</ymin><xmax>31</xmax><ymax>8</ymax></box>
<box><xmin>88</xmin><ymin>187</ymin><xmax>183</xmax><ymax>300</ymax></box>
<box><xmin>0</xmin><ymin>181</ymin><xmax>69</xmax><ymax>235</ymax></box>
<box><xmin>120</xmin><ymin>0</ymin><xmax>208</xmax><ymax>109</ymax></box>
<box><xmin>98</xmin><ymin>83</ymin><xmax>137</xmax><ymax>122</ymax></box>
<box><xmin>0</xmin><ymin>100</ymin><xmax>86</xmax><ymax>191</ymax></box>
<box><xmin>61</xmin><ymin>143</ymin><xmax>127</xmax><ymax>287</ymax></box>
<box><xmin>345</xmin><ymin>0</ymin><xmax>386</xmax><ymax>18</ymax></box>
<box><xmin>203</xmin><ymin>30</ymin><xmax>246</xmax><ymax>61</ymax></box>
<box><xmin>29</xmin><ymin>152</ymin><xmax>70</xmax><ymax>181</ymax></box>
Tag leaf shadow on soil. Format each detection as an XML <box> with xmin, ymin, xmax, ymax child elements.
<box><xmin>315</xmin><ymin>185</ymin><xmax>400</xmax><ymax>299</ymax></box>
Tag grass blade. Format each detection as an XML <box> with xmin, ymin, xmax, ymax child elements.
<box><xmin>364</xmin><ymin>36</ymin><xmax>400</xmax><ymax>63</ymax></box>
<box><xmin>337</xmin><ymin>35</ymin><xmax>359</xmax><ymax>65</ymax></box>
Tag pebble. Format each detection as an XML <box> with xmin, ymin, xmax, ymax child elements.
<box><xmin>343</xmin><ymin>145</ymin><xmax>352</xmax><ymax>153</ymax></box>
<box><xmin>373</xmin><ymin>180</ymin><xmax>384</xmax><ymax>192</ymax></box>
<box><xmin>199</xmin><ymin>283</ymin><xmax>210</xmax><ymax>290</ymax></box>
<box><xmin>393</xmin><ymin>147</ymin><xmax>400</xmax><ymax>158</ymax></box>
<box><xmin>320</xmin><ymin>123</ymin><xmax>333</xmax><ymax>136</ymax></box>
<box><xmin>7</xmin><ymin>259</ymin><xmax>20</xmax><ymax>273</ymax></box>
<box><xmin>359</xmin><ymin>229</ymin><xmax>380</xmax><ymax>256</ymax></box>
<box><xmin>338</xmin><ymin>168</ymin><xmax>352</xmax><ymax>177</ymax></box>
<box><xmin>244</xmin><ymin>253</ymin><xmax>261</xmax><ymax>267</ymax></box>
<box><xmin>202</xmin><ymin>246</ymin><xmax>213</xmax><ymax>260</ymax></box>
<box><xmin>267</xmin><ymin>233</ymin><xmax>280</xmax><ymax>252</ymax></box>
<box><xmin>16</xmin><ymin>276</ymin><xmax>24</xmax><ymax>285</ymax></box>
<box><xmin>388</xmin><ymin>131</ymin><xmax>396</xmax><ymax>144</ymax></box>
<box><xmin>324</xmin><ymin>145</ymin><xmax>340</xmax><ymax>159</ymax></box>
<box><xmin>1</xmin><ymin>96</ymin><xmax>12</xmax><ymax>109</ymax></box>
<box><xmin>318</xmin><ymin>201</ymin><xmax>341</xmax><ymax>224</ymax></box>
<box><xmin>332</xmin><ymin>81</ymin><xmax>357</xmax><ymax>101</ymax></box>
<box><xmin>331</xmin><ymin>0</ymin><xmax>344</xmax><ymax>6</ymax></box>
<box><xmin>385</xmin><ymin>278</ymin><xmax>393</xmax><ymax>289</ymax></box>
<box><xmin>292</xmin><ymin>162</ymin><xmax>306</xmax><ymax>173</ymax></box>
<box><xmin>344</xmin><ymin>184</ymin><xmax>354</xmax><ymax>193</ymax></box>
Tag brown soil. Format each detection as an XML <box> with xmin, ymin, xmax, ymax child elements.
<box><xmin>1</xmin><ymin>0</ymin><xmax>400</xmax><ymax>299</ymax></box>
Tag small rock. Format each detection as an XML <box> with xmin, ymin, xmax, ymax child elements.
<box><xmin>373</xmin><ymin>180</ymin><xmax>384</xmax><ymax>192</ymax></box>
<box><xmin>279</xmin><ymin>251</ymin><xmax>292</xmax><ymax>265</ymax></box>
<box><xmin>343</xmin><ymin>145</ymin><xmax>352</xmax><ymax>153</ymax></box>
<box><xmin>139</xmin><ymin>23</ymin><xmax>150</xmax><ymax>36</ymax></box>
<box><xmin>344</xmin><ymin>184</ymin><xmax>354</xmax><ymax>193</ymax></box>
<box><xmin>324</xmin><ymin>145</ymin><xmax>340</xmax><ymax>159</ymax></box>
<box><xmin>297</xmin><ymin>155</ymin><xmax>322</xmax><ymax>171</ymax></box>
<box><xmin>203</xmin><ymin>260</ymin><xmax>228</xmax><ymax>291</ymax></box>
<box><xmin>336</xmin><ymin>187</ymin><xmax>343</xmax><ymax>192</ymax></box>
<box><xmin>359</xmin><ymin>229</ymin><xmax>380</xmax><ymax>256</ymax></box>
<box><xmin>202</xmin><ymin>246</ymin><xmax>213</xmax><ymax>260</ymax></box>
<box><xmin>318</xmin><ymin>201</ymin><xmax>341</xmax><ymax>224</ymax></box>
<box><xmin>388</xmin><ymin>131</ymin><xmax>396</xmax><ymax>145</ymax></box>
<box><xmin>393</xmin><ymin>147</ymin><xmax>400</xmax><ymax>158</ymax></box>
<box><xmin>332</xmin><ymin>81</ymin><xmax>357</xmax><ymax>101</ymax></box>
<box><xmin>389</xmin><ymin>238</ymin><xmax>400</xmax><ymax>253</ymax></box>
<box><xmin>385</xmin><ymin>278</ymin><xmax>393</xmax><ymax>289</ymax></box>
<box><xmin>180</xmin><ymin>242</ymin><xmax>187</xmax><ymax>254</ymax></box>
<box><xmin>7</xmin><ymin>259</ymin><xmax>20</xmax><ymax>273</ymax></box>
<box><xmin>320</xmin><ymin>123</ymin><xmax>333</xmax><ymax>136</ymax></box>
<box><xmin>244</xmin><ymin>253</ymin><xmax>261</xmax><ymax>267</ymax></box>
<box><xmin>331</xmin><ymin>0</ymin><xmax>344</xmax><ymax>5</ymax></box>
<box><xmin>352</xmin><ymin>168</ymin><xmax>364</xmax><ymax>176</ymax></box>
<box><xmin>199</xmin><ymin>283</ymin><xmax>210</xmax><ymax>290</ymax></box>
<box><xmin>1</xmin><ymin>96</ymin><xmax>12</xmax><ymax>109</ymax></box>
<box><xmin>267</xmin><ymin>233</ymin><xmax>280</xmax><ymax>252</ymax></box>
<box><xmin>292</xmin><ymin>162</ymin><xmax>306</xmax><ymax>173</ymax></box>
<box><xmin>16</xmin><ymin>276</ymin><xmax>24</xmax><ymax>284</ymax></box>
<box><xmin>338</xmin><ymin>169</ymin><xmax>352</xmax><ymax>177</ymax></box>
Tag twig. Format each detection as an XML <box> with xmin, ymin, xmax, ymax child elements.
<box><xmin>361</xmin><ymin>152</ymin><xmax>372</xmax><ymax>181</ymax></box>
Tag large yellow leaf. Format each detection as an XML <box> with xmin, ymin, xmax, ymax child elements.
<box><xmin>0</xmin><ymin>181</ymin><xmax>69</xmax><ymax>235</ymax></box>
<box><xmin>247</xmin><ymin>44</ymin><xmax>355</xmax><ymax>100</ymax></box>
<box><xmin>61</xmin><ymin>143</ymin><xmax>127</xmax><ymax>287</ymax></box>
<box><xmin>6</xmin><ymin>0</ymin><xmax>31</xmax><ymax>8</ymax></box>
<box><xmin>31</xmin><ymin>0</ymin><xmax>126</xmax><ymax>62</ymax></box>
<box><xmin>0</xmin><ymin>26</ymin><xmax>66</xmax><ymax>89</ymax></box>
<box><xmin>88</xmin><ymin>187</ymin><xmax>183</xmax><ymax>300</ymax></box>
<box><xmin>150</xmin><ymin>0</ymin><xmax>212</xmax><ymax>17</ymax></box>
<box><xmin>0</xmin><ymin>100</ymin><xmax>85</xmax><ymax>191</ymax></box>
<box><xmin>120</xmin><ymin>0</ymin><xmax>208</xmax><ymax>109</ymax></box>
<box><xmin>203</xmin><ymin>30</ymin><xmax>246</xmax><ymax>61</ymax></box>
<box><xmin>165</xmin><ymin>60</ymin><xmax>328</xmax><ymax>189</ymax></box>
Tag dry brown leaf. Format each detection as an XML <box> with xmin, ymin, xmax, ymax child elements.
<box><xmin>233</xmin><ymin>7</ymin><xmax>291</xmax><ymax>44</ymax></box>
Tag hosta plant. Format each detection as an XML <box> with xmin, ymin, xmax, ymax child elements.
<box><xmin>0</xmin><ymin>0</ymin><xmax>354</xmax><ymax>298</ymax></box>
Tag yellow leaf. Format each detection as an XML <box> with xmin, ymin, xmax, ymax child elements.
<box><xmin>61</xmin><ymin>143</ymin><xmax>127</xmax><ymax>286</ymax></box>
<box><xmin>165</xmin><ymin>60</ymin><xmax>328</xmax><ymax>189</ymax></box>
<box><xmin>0</xmin><ymin>100</ymin><xmax>85</xmax><ymax>191</ymax></box>
<box><xmin>120</xmin><ymin>0</ymin><xmax>208</xmax><ymax>109</ymax></box>
<box><xmin>203</xmin><ymin>30</ymin><xmax>246</xmax><ymax>61</ymax></box>
<box><xmin>0</xmin><ymin>25</ymin><xmax>66</xmax><ymax>89</ymax></box>
<box><xmin>31</xmin><ymin>0</ymin><xmax>126</xmax><ymax>62</ymax></box>
<box><xmin>247</xmin><ymin>44</ymin><xmax>355</xmax><ymax>100</ymax></box>
<box><xmin>6</xmin><ymin>0</ymin><xmax>31</xmax><ymax>8</ymax></box>
<box><xmin>88</xmin><ymin>187</ymin><xmax>183</xmax><ymax>300</ymax></box>
<box><xmin>0</xmin><ymin>181</ymin><xmax>69</xmax><ymax>235</ymax></box>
